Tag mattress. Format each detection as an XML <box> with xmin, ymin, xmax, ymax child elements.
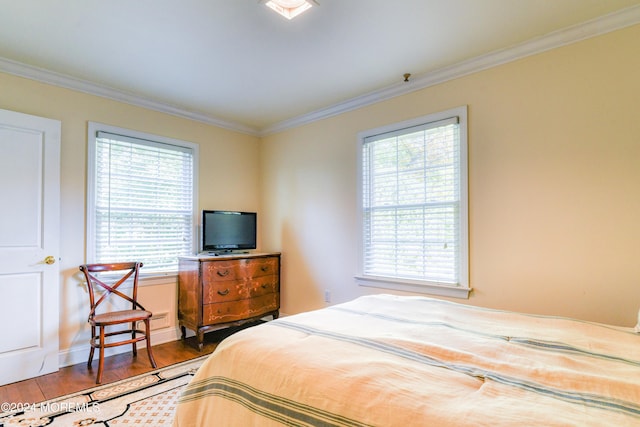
<box><xmin>173</xmin><ymin>294</ymin><xmax>640</xmax><ymax>426</ymax></box>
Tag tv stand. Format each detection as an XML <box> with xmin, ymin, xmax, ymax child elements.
<box><xmin>178</xmin><ymin>252</ymin><xmax>280</xmax><ymax>350</ymax></box>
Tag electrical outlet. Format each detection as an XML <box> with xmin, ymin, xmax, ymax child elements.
<box><xmin>324</xmin><ymin>290</ymin><xmax>331</xmax><ymax>303</ymax></box>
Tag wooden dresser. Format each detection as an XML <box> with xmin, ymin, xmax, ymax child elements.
<box><xmin>178</xmin><ymin>252</ymin><xmax>280</xmax><ymax>350</ymax></box>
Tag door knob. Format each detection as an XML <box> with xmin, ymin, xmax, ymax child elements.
<box><xmin>44</xmin><ymin>256</ymin><xmax>56</xmax><ymax>265</ymax></box>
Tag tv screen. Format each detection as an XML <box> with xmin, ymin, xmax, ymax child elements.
<box><xmin>202</xmin><ymin>210</ymin><xmax>257</xmax><ymax>252</ymax></box>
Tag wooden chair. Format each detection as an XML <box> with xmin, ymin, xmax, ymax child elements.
<box><xmin>79</xmin><ymin>262</ymin><xmax>157</xmax><ymax>384</ymax></box>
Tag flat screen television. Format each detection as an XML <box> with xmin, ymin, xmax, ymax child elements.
<box><xmin>202</xmin><ymin>210</ymin><xmax>257</xmax><ymax>252</ymax></box>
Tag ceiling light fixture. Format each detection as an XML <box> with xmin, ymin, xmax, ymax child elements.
<box><xmin>260</xmin><ymin>0</ymin><xmax>319</xmax><ymax>20</ymax></box>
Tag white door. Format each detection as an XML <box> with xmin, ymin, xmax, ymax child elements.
<box><xmin>0</xmin><ymin>109</ymin><xmax>61</xmax><ymax>386</ymax></box>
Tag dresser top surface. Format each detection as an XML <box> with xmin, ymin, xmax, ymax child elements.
<box><xmin>179</xmin><ymin>252</ymin><xmax>280</xmax><ymax>262</ymax></box>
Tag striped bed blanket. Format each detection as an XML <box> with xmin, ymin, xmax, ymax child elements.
<box><xmin>173</xmin><ymin>294</ymin><xmax>640</xmax><ymax>426</ymax></box>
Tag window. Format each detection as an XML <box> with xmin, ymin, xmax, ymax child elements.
<box><xmin>357</xmin><ymin>106</ymin><xmax>469</xmax><ymax>298</ymax></box>
<box><xmin>87</xmin><ymin>123</ymin><xmax>198</xmax><ymax>275</ymax></box>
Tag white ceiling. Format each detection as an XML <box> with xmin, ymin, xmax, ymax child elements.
<box><xmin>1</xmin><ymin>0</ymin><xmax>639</xmax><ymax>134</ymax></box>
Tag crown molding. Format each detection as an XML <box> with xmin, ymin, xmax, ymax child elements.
<box><xmin>1</xmin><ymin>4</ymin><xmax>638</xmax><ymax>138</ymax></box>
<box><xmin>260</xmin><ymin>4</ymin><xmax>640</xmax><ymax>136</ymax></box>
<box><xmin>0</xmin><ymin>57</ymin><xmax>260</xmax><ymax>136</ymax></box>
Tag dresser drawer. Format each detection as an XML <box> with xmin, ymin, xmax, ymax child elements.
<box><xmin>203</xmin><ymin>257</ymin><xmax>279</xmax><ymax>283</ymax></box>
<box><xmin>248</xmin><ymin>275</ymin><xmax>279</xmax><ymax>297</ymax></box>
<box><xmin>203</xmin><ymin>293</ymin><xmax>279</xmax><ymax>324</ymax></box>
<box><xmin>203</xmin><ymin>275</ymin><xmax>277</xmax><ymax>304</ymax></box>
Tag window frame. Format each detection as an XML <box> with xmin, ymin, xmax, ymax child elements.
<box><xmin>356</xmin><ymin>106</ymin><xmax>470</xmax><ymax>299</ymax></box>
<box><xmin>86</xmin><ymin>122</ymin><xmax>199</xmax><ymax>278</ymax></box>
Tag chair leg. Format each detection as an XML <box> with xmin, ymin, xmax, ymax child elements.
<box><xmin>88</xmin><ymin>346</ymin><xmax>95</xmax><ymax>368</ymax></box>
<box><xmin>96</xmin><ymin>327</ymin><xmax>105</xmax><ymax>384</ymax></box>
<box><xmin>88</xmin><ymin>325</ymin><xmax>95</xmax><ymax>367</ymax></box>
<box><xmin>131</xmin><ymin>321</ymin><xmax>137</xmax><ymax>356</ymax></box>
<box><xmin>144</xmin><ymin>318</ymin><xmax>157</xmax><ymax>369</ymax></box>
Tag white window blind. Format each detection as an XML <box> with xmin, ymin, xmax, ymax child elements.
<box><xmin>361</xmin><ymin>111</ymin><xmax>467</xmax><ymax>289</ymax></box>
<box><xmin>89</xmin><ymin>129</ymin><xmax>195</xmax><ymax>273</ymax></box>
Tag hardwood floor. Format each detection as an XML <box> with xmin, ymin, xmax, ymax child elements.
<box><xmin>0</xmin><ymin>327</ymin><xmax>245</xmax><ymax>405</ymax></box>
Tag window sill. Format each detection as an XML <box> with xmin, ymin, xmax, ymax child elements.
<box><xmin>355</xmin><ymin>275</ymin><xmax>472</xmax><ymax>299</ymax></box>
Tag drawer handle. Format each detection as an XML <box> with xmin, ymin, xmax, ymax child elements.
<box><xmin>261</xmin><ymin>266</ymin><xmax>270</xmax><ymax>272</ymax></box>
<box><xmin>217</xmin><ymin>289</ymin><xmax>230</xmax><ymax>296</ymax></box>
<box><xmin>261</xmin><ymin>284</ymin><xmax>268</xmax><ymax>289</ymax></box>
<box><xmin>217</xmin><ymin>270</ymin><xmax>230</xmax><ymax>277</ymax></box>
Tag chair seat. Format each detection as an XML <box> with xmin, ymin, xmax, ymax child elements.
<box><xmin>92</xmin><ymin>309</ymin><xmax>152</xmax><ymax>325</ymax></box>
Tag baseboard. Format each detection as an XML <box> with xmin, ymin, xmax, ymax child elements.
<box><xmin>57</xmin><ymin>327</ymin><xmax>182</xmax><ymax>368</ymax></box>
<box><xmin>58</xmin><ymin>314</ymin><xmax>287</xmax><ymax>368</ymax></box>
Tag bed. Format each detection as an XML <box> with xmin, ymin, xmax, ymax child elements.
<box><xmin>173</xmin><ymin>294</ymin><xmax>640</xmax><ymax>426</ymax></box>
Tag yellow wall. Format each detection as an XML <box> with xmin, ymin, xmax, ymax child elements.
<box><xmin>260</xmin><ymin>23</ymin><xmax>640</xmax><ymax>326</ymax></box>
<box><xmin>0</xmin><ymin>73</ymin><xmax>260</xmax><ymax>363</ymax></box>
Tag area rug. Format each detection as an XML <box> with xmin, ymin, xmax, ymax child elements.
<box><xmin>0</xmin><ymin>355</ymin><xmax>209</xmax><ymax>427</ymax></box>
